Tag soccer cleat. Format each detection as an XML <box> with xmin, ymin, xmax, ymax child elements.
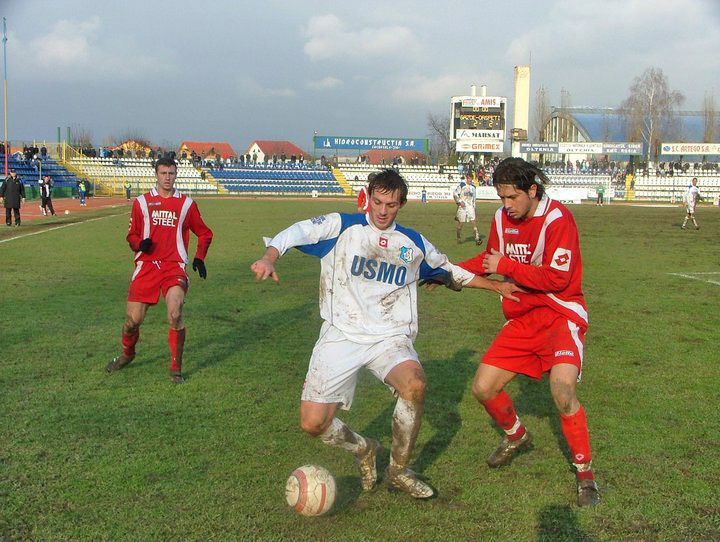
<box><xmin>475</xmin><ymin>238</ymin><xmax>483</xmax><ymax>246</ymax></box>
<box><xmin>486</xmin><ymin>431</ymin><xmax>533</xmax><ymax>468</ymax></box>
<box><xmin>386</xmin><ymin>466</ymin><xmax>434</xmax><ymax>499</ymax></box>
<box><xmin>577</xmin><ymin>479</ymin><xmax>601</xmax><ymax>507</ymax></box>
<box><xmin>170</xmin><ymin>372</ymin><xmax>185</xmax><ymax>384</ymax></box>
<box><xmin>355</xmin><ymin>438</ymin><xmax>380</xmax><ymax>491</ymax></box>
<box><xmin>106</xmin><ymin>355</ymin><xmax>134</xmax><ymax>373</ymax></box>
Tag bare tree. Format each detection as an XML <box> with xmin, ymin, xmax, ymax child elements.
<box><xmin>621</xmin><ymin>67</ymin><xmax>685</xmax><ymax>163</ymax></box>
<box><xmin>70</xmin><ymin>124</ymin><xmax>93</xmax><ymax>149</ymax></box>
<box><xmin>427</xmin><ymin>112</ymin><xmax>455</xmax><ymax>164</ymax></box>
<box><xmin>533</xmin><ymin>85</ymin><xmax>551</xmax><ymax>141</ymax></box>
<box><xmin>118</xmin><ymin>128</ymin><xmax>152</xmax><ymax>148</ymax></box>
<box><xmin>703</xmin><ymin>92</ymin><xmax>716</xmax><ymax>143</ymax></box>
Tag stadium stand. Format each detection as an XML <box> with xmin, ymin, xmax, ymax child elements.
<box><xmin>340</xmin><ymin>163</ymin><xmax>463</xmax><ymax>200</ymax></box>
<box><xmin>68</xmin><ymin>157</ymin><xmax>218</xmax><ymax>196</ymax></box>
<box><xmin>1</xmin><ymin>153</ymin><xmax>80</xmax><ymax>198</ymax></box>
<box><xmin>208</xmin><ymin>162</ymin><xmax>345</xmax><ymax>195</ymax></box>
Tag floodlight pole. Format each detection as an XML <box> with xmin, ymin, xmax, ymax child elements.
<box><xmin>2</xmin><ymin>17</ymin><xmax>8</xmax><ymax>177</ymax></box>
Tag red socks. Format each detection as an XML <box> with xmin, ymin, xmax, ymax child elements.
<box><xmin>168</xmin><ymin>328</ymin><xmax>186</xmax><ymax>373</ymax></box>
<box><xmin>560</xmin><ymin>405</ymin><xmax>593</xmax><ymax>470</ymax></box>
<box><xmin>481</xmin><ymin>391</ymin><xmax>526</xmax><ymax>441</ymax></box>
<box><xmin>121</xmin><ymin>331</ymin><xmax>139</xmax><ymax>359</ymax></box>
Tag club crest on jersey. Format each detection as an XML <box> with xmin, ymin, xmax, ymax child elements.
<box><xmin>399</xmin><ymin>246</ymin><xmax>413</xmax><ymax>264</ymax></box>
<box><xmin>379</xmin><ymin>236</ymin><xmax>388</xmax><ymax>248</ymax></box>
<box><xmin>550</xmin><ymin>247</ymin><xmax>572</xmax><ymax>271</ymax></box>
<box><xmin>310</xmin><ymin>215</ymin><xmax>327</xmax><ymax>225</ymax></box>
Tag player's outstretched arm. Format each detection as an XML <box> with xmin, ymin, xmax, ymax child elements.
<box><xmin>251</xmin><ymin>247</ymin><xmax>281</xmax><ymax>283</ymax></box>
<box><xmin>464</xmin><ymin>274</ymin><xmax>525</xmax><ymax>302</ymax></box>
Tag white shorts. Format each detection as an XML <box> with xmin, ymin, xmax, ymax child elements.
<box><xmin>685</xmin><ymin>204</ymin><xmax>696</xmax><ymax>215</ymax></box>
<box><xmin>456</xmin><ymin>205</ymin><xmax>476</xmax><ymax>222</ymax></box>
<box><xmin>301</xmin><ymin>322</ymin><xmax>419</xmax><ymax>410</ymax></box>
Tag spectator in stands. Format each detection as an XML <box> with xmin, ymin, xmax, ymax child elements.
<box><xmin>40</xmin><ymin>175</ymin><xmax>56</xmax><ymax>216</ymax></box>
<box><xmin>41</xmin><ymin>145</ymin><xmax>47</xmax><ymax>158</ymax></box>
<box><xmin>0</xmin><ymin>142</ymin><xmax>4</xmax><ymax>155</ymax></box>
<box><xmin>0</xmin><ymin>169</ymin><xmax>25</xmax><ymax>226</ymax></box>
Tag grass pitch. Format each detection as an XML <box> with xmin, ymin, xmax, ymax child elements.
<box><xmin>1</xmin><ymin>198</ymin><xmax>718</xmax><ymax>541</ymax></box>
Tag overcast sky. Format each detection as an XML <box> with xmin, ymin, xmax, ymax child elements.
<box><xmin>2</xmin><ymin>0</ymin><xmax>719</xmax><ymax>153</ymax></box>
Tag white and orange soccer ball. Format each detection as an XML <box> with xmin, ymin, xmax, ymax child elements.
<box><xmin>285</xmin><ymin>464</ymin><xmax>336</xmax><ymax>516</ymax></box>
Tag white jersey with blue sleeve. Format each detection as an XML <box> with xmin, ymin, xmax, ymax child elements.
<box><xmin>267</xmin><ymin>212</ymin><xmax>475</xmax><ymax>343</ymax></box>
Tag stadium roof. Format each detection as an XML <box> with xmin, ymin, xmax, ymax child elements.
<box><xmin>249</xmin><ymin>140</ymin><xmax>307</xmax><ymax>158</ymax></box>
<box><xmin>551</xmin><ymin>108</ymin><xmax>712</xmax><ymax>143</ymax></box>
<box><xmin>178</xmin><ymin>141</ymin><xmax>237</xmax><ymax>159</ymax></box>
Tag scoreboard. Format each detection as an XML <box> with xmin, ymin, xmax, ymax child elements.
<box><xmin>450</xmin><ymin>95</ymin><xmax>507</xmax><ymax>152</ymax></box>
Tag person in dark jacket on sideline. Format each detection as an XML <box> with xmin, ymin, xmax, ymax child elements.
<box><xmin>0</xmin><ymin>169</ymin><xmax>26</xmax><ymax>226</ymax></box>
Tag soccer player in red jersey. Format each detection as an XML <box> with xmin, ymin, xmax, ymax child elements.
<box><xmin>356</xmin><ymin>184</ymin><xmax>369</xmax><ymax>213</ymax></box>
<box><xmin>459</xmin><ymin>157</ymin><xmax>600</xmax><ymax>507</ymax></box>
<box><xmin>106</xmin><ymin>157</ymin><xmax>213</xmax><ymax>384</ymax></box>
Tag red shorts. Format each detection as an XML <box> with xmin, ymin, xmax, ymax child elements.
<box><xmin>483</xmin><ymin>306</ymin><xmax>586</xmax><ymax>380</ymax></box>
<box><xmin>127</xmin><ymin>261</ymin><xmax>188</xmax><ymax>305</ymax></box>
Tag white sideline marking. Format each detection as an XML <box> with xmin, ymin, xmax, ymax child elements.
<box><xmin>0</xmin><ymin>213</ymin><xmax>127</xmax><ymax>245</ymax></box>
<box><xmin>668</xmin><ymin>272</ymin><xmax>720</xmax><ymax>287</ymax></box>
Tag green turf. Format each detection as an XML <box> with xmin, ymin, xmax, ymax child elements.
<box><xmin>1</xmin><ymin>198</ymin><xmax>719</xmax><ymax>541</ymax></box>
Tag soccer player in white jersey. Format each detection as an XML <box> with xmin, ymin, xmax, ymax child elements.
<box><xmin>251</xmin><ymin>169</ymin><xmax>522</xmax><ymax>499</ymax></box>
<box><xmin>681</xmin><ymin>177</ymin><xmax>701</xmax><ymax>230</ymax></box>
<box><xmin>453</xmin><ymin>173</ymin><xmax>481</xmax><ymax>245</ymax></box>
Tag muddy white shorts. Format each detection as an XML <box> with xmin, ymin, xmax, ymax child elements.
<box><xmin>301</xmin><ymin>322</ymin><xmax>419</xmax><ymax>410</ymax></box>
<box><xmin>455</xmin><ymin>205</ymin><xmax>476</xmax><ymax>222</ymax></box>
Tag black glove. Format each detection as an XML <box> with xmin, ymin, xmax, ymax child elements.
<box><xmin>192</xmin><ymin>258</ymin><xmax>207</xmax><ymax>279</ymax></box>
<box><xmin>138</xmin><ymin>238</ymin><xmax>153</xmax><ymax>253</ymax></box>
<box><xmin>418</xmin><ymin>276</ymin><xmax>462</xmax><ymax>292</ymax></box>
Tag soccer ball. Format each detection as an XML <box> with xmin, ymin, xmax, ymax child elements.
<box><xmin>285</xmin><ymin>464</ymin><xmax>336</xmax><ymax>516</ymax></box>
<box><xmin>64</xmin><ymin>210</ymin><xmax>70</xmax><ymax>215</ymax></box>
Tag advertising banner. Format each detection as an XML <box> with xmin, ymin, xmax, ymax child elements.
<box><xmin>661</xmin><ymin>142</ymin><xmax>720</xmax><ymax>155</ymax></box>
<box><xmin>521</xmin><ymin>142</ymin><xmax>644</xmax><ymax>155</ymax></box>
<box><xmin>314</xmin><ymin>136</ymin><xmax>428</xmax><ymax>151</ymax></box>
<box><xmin>456</xmin><ymin>140</ymin><xmax>504</xmax><ymax>152</ymax></box>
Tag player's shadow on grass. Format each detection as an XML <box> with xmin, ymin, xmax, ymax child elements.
<box><xmin>537</xmin><ymin>504</ymin><xmax>596</xmax><ymax>542</ymax></box>
<box><xmin>513</xmin><ymin>376</ymin><xmax>573</xmax><ymax>465</ymax></box>
<box><xmin>184</xmin><ymin>302</ymin><xmax>318</xmax><ymax>378</ymax></box>
<box><xmin>358</xmin><ymin>348</ymin><xmax>476</xmax><ymax>482</ymax></box>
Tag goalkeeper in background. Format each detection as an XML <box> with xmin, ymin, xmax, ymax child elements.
<box><xmin>106</xmin><ymin>157</ymin><xmax>213</xmax><ymax>384</ymax></box>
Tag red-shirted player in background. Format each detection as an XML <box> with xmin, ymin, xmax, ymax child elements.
<box><xmin>356</xmin><ymin>172</ymin><xmax>377</xmax><ymax>213</ymax></box>
<box><xmin>459</xmin><ymin>157</ymin><xmax>600</xmax><ymax>507</ymax></box>
<box><xmin>106</xmin><ymin>157</ymin><xmax>213</xmax><ymax>384</ymax></box>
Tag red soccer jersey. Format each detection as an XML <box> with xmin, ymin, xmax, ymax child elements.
<box><xmin>459</xmin><ymin>197</ymin><xmax>587</xmax><ymax>327</ymax></box>
<box><xmin>127</xmin><ymin>188</ymin><xmax>213</xmax><ymax>263</ymax></box>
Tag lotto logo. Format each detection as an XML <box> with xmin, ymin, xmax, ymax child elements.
<box><xmin>550</xmin><ymin>247</ymin><xmax>572</xmax><ymax>271</ymax></box>
<box><xmin>379</xmin><ymin>236</ymin><xmax>388</xmax><ymax>248</ymax></box>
